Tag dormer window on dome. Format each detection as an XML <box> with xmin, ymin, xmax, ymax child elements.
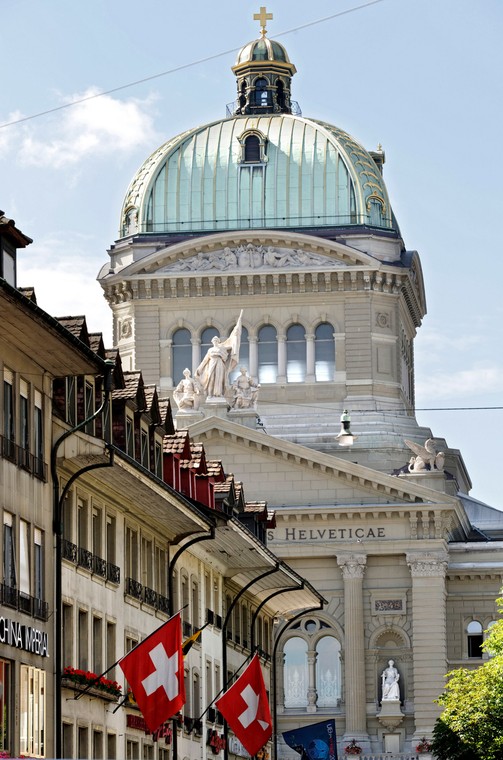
<box><xmin>238</xmin><ymin>130</ymin><xmax>268</xmax><ymax>164</ymax></box>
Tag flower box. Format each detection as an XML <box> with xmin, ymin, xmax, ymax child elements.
<box><xmin>62</xmin><ymin>666</ymin><xmax>121</xmax><ymax>701</ymax></box>
<box><xmin>344</xmin><ymin>740</ymin><xmax>362</xmax><ymax>755</ymax></box>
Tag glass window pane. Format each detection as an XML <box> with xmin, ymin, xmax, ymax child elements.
<box><xmin>315</xmin><ymin>322</ymin><xmax>335</xmax><ymax>381</ymax></box>
<box><xmin>286</xmin><ymin>323</ymin><xmax>306</xmax><ymax>382</ymax></box>
<box><xmin>283</xmin><ymin>636</ymin><xmax>308</xmax><ymax>707</ymax></box>
<box><xmin>258</xmin><ymin>325</ymin><xmax>277</xmax><ymax>383</ymax></box>
<box><xmin>172</xmin><ymin>328</ymin><xmax>192</xmax><ymax>384</ymax></box>
<box><xmin>316</xmin><ymin>636</ymin><xmax>341</xmax><ymax>706</ymax></box>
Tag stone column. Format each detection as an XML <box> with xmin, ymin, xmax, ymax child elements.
<box><xmin>191</xmin><ymin>338</ymin><xmax>200</xmax><ymax>371</ymax></box>
<box><xmin>406</xmin><ymin>552</ymin><xmax>448</xmax><ymax>740</ymax></box>
<box><xmin>248</xmin><ymin>336</ymin><xmax>258</xmax><ymax>378</ymax></box>
<box><xmin>277</xmin><ymin>335</ymin><xmax>286</xmax><ymax>383</ymax></box>
<box><xmin>307</xmin><ymin>648</ymin><xmax>317</xmax><ymax>713</ymax></box>
<box><xmin>159</xmin><ymin>339</ymin><xmax>172</xmax><ymax>391</ymax></box>
<box><xmin>305</xmin><ymin>333</ymin><xmax>315</xmax><ymax>382</ymax></box>
<box><xmin>337</xmin><ymin>553</ymin><xmax>368</xmax><ymax>743</ymax></box>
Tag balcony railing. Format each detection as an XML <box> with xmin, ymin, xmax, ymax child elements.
<box><xmin>225</xmin><ymin>99</ymin><xmax>302</xmax><ymax>117</ymax></box>
<box><xmin>93</xmin><ymin>555</ymin><xmax>107</xmax><ymax>578</ymax></box>
<box><xmin>157</xmin><ymin>593</ymin><xmax>170</xmax><ymax>614</ymax></box>
<box><xmin>144</xmin><ymin>586</ymin><xmax>158</xmax><ymax>608</ymax></box>
<box><xmin>125</xmin><ymin>577</ymin><xmax>143</xmax><ymax>600</ymax></box>
<box><xmin>78</xmin><ymin>547</ymin><xmax>93</xmax><ymax>572</ymax></box>
<box><xmin>62</xmin><ymin>539</ymin><xmax>78</xmax><ymax>564</ymax></box>
<box><xmin>0</xmin><ymin>435</ymin><xmax>47</xmax><ymax>480</ymax></box>
<box><xmin>106</xmin><ymin>562</ymin><xmax>120</xmax><ymax>585</ymax></box>
<box><xmin>0</xmin><ymin>584</ymin><xmax>49</xmax><ymax>621</ymax></box>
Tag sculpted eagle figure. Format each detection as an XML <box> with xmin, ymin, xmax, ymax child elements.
<box><xmin>404</xmin><ymin>438</ymin><xmax>445</xmax><ymax>472</ymax></box>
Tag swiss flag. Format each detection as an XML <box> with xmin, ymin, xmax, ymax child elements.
<box><xmin>119</xmin><ymin>613</ymin><xmax>185</xmax><ymax>734</ymax></box>
<box><xmin>216</xmin><ymin>654</ymin><xmax>272</xmax><ymax>756</ymax></box>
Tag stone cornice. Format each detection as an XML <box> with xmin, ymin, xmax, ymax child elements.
<box><xmin>191</xmin><ymin>416</ymin><xmax>459</xmax><ymax>507</ymax></box>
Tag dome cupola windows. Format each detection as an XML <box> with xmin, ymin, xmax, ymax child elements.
<box><xmin>232</xmin><ymin>8</ymin><xmax>297</xmax><ymax>115</ymax></box>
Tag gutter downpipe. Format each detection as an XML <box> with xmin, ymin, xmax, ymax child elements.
<box><xmin>272</xmin><ymin>601</ymin><xmax>324</xmax><ymax>760</ymax></box>
<box><xmin>51</xmin><ymin>362</ymin><xmax>114</xmax><ymax>760</ymax></box>
<box><xmin>168</xmin><ymin>526</ymin><xmax>216</xmax><ymax>760</ymax></box>
<box><xmin>222</xmin><ymin>563</ymin><xmax>280</xmax><ymax>760</ymax></box>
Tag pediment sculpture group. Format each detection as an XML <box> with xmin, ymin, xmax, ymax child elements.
<box><xmin>173</xmin><ymin>311</ymin><xmax>259</xmax><ymax>413</ymax></box>
<box><xmin>164</xmin><ymin>243</ymin><xmax>345</xmax><ymax>273</ymax></box>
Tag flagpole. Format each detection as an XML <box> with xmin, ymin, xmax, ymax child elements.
<box><xmin>72</xmin><ymin>606</ymin><xmax>188</xmax><ymax>700</ymax></box>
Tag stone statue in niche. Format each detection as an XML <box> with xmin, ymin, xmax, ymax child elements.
<box><xmin>381</xmin><ymin>660</ymin><xmax>400</xmax><ymax>701</ymax></box>
<box><xmin>405</xmin><ymin>438</ymin><xmax>445</xmax><ymax>472</ymax></box>
<box><xmin>231</xmin><ymin>367</ymin><xmax>260</xmax><ymax>410</ymax></box>
<box><xmin>173</xmin><ymin>369</ymin><xmax>201</xmax><ymax>412</ymax></box>
<box><xmin>195</xmin><ymin>311</ymin><xmax>243</xmax><ymax>399</ymax></box>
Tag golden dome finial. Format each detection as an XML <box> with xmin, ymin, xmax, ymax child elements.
<box><xmin>253</xmin><ymin>6</ymin><xmax>273</xmax><ymax>37</ymax></box>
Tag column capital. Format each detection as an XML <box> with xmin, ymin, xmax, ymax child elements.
<box><xmin>337</xmin><ymin>553</ymin><xmax>367</xmax><ymax>579</ymax></box>
<box><xmin>406</xmin><ymin>552</ymin><xmax>448</xmax><ymax>577</ymax></box>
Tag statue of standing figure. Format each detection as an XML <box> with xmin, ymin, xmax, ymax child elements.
<box><xmin>381</xmin><ymin>660</ymin><xmax>400</xmax><ymax>701</ymax></box>
<box><xmin>195</xmin><ymin>311</ymin><xmax>243</xmax><ymax>399</ymax></box>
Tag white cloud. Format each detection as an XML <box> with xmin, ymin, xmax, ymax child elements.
<box><xmin>416</xmin><ymin>366</ymin><xmax>503</xmax><ymax>401</ymax></box>
<box><xmin>17</xmin><ymin>232</ymin><xmax>113</xmax><ymax>344</ymax></box>
<box><xmin>17</xmin><ymin>88</ymin><xmax>158</xmax><ymax>168</ymax></box>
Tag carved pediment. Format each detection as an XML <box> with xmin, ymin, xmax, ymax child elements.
<box><xmin>158</xmin><ymin>244</ymin><xmax>348</xmax><ymax>274</ymax></box>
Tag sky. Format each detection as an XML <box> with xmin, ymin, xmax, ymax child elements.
<box><xmin>1</xmin><ymin>0</ymin><xmax>502</xmax><ymax>510</ymax></box>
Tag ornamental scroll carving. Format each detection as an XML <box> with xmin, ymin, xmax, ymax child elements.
<box><xmin>337</xmin><ymin>553</ymin><xmax>367</xmax><ymax>579</ymax></box>
<box><xmin>406</xmin><ymin>553</ymin><xmax>448</xmax><ymax>577</ymax></box>
<box><xmin>160</xmin><ymin>244</ymin><xmax>347</xmax><ymax>273</ymax></box>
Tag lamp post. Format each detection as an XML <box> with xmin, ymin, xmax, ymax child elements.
<box><xmin>336</xmin><ymin>410</ymin><xmax>357</xmax><ymax>446</ymax></box>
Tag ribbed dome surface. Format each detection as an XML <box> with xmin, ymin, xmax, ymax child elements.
<box><xmin>236</xmin><ymin>37</ymin><xmax>290</xmax><ymax>65</ymax></box>
<box><xmin>120</xmin><ymin>114</ymin><xmax>394</xmax><ymax>238</ymax></box>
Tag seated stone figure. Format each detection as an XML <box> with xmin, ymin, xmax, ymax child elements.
<box><xmin>173</xmin><ymin>368</ymin><xmax>201</xmax><ymax>412</ymax></box>
<box><xmin>231</xmin><ymin>367</ymin><xmax>260</xmax><ymax>410</ymax></box>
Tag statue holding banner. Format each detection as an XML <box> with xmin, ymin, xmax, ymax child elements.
<box><xmin>195</xmin><ymin>311</ymin><xmax>243</xmax><ymax>399</ymax></box>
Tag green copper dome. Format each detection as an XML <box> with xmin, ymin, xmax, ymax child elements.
<box><xmin>236</xmin><ymin>37</ymin><xmax>290</xmax><ymax>65</ymax></box>
<box><xmin>120</xmin><ymin>114</ymin><xmax>394</xmax><ymax>238</ymax></box>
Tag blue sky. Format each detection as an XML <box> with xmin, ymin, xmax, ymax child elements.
<box><xmin>1</xmin><ymin>0</ymin><xmax>502</xmax><ymax>509</ymax></box>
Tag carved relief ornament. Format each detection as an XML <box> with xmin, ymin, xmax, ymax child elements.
<box><xmin>406</xmin><ymin>553</ymin><xmax>448</xmax><ymax>577</ymax></box>
<box><xmin>337</xmin><ymin>553</ymin><xmax>367</xmax><ymax>579</ymax></box>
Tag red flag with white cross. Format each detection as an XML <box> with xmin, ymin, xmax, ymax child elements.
<box><xmin>216</xmin><ymin>654</ymin><xmax>272</xmax><ymax>756</ymax></box>
<box><xmin>119</xmin><ymin>613</ymin><xmax>185</xmax><ymax>734</ymax></box>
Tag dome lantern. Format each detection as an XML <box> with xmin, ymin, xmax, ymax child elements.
<box><xmin>231</xmin><ymin>7</ymin><xmax>297</xmax><ymax>116</ymax></box>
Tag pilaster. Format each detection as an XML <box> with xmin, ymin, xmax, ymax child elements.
<box><xmin>407</xmin><ymin>552</ymin><xmax>448</xmax><ymax>739</ymax></box>
<box><xmin>337</xmin><ymin>553</ymin><xmax>368</xmax><ymax>743</ymax></box>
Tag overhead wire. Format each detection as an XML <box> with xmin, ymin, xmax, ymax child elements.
<box><xmin>0</xmin><ymin>0</ymin><xmax>385</xmax><ymax>130</ymax></box>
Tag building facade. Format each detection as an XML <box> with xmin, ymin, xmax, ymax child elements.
<box><xmin>98</xmin><ymin>13</ymin><xmax>503</xmax><ymax>758</ymax></box>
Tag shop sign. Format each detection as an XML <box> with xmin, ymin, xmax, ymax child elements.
<box><xmin>126</xmin><ymin>714</ymin><xmax>172</xmax><ymax>743</ymax></box>
<box><xmin>0</xmin><ymin>616</ymin><xmax>48</xmax><ymax>657</ymax></box>
<box><xmin>207</xmin><ymin>729</ymin><xmax>226</xmax><ymax>754</ymax></box>
<box><xmin>227</xmin><ymin>736</ymin><xmax>251</xmax><ymax>758</ymax></box>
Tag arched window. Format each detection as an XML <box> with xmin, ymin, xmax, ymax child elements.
<box><xmin>172</xmin><ymin>328</ymin><xmax>192</xmax><ymax>385</ymax></box>
<box><xmin>200</xmin><ymin>327</ymin><xmax>219</xmax><ymax>363</ymax></box>
<box><xmin>229</xmin><ymin>327</ymin><xmax>249</xmax><ymax>383</ymax></box>
<box><xmin>315</xmin><ymin>322</ymin><xmax>335</xmax><ymax>381</ymax></box>
<box><xmin>316</xmin><ymin>636</ymin><xmax>341</xmax><ymax>706</ymax></box>
<box><xmin>258</xmin><ymin>325</ymin><xmax>277</xmax><ymax>383</ymax></box>
<box><xmin>244</xmin><ymin>135</ymin><xmax>261</xmax><ymax>163</ymax></box>
<box><xmin>286</xmin><ymin>323</ymin><xmax>306</xmax><ymax>382</ymax></box>
<box><xmin>192</xmin><ymin>671</ymin><xmax>201</xmax><ymax>721</ymax></box>
<box><xmin>467</xmin><ymin>620</ymin><xmax>483</xmax><ymax>658</ymax></box>
<box><xmin>276</xmin><ymin>79</ymin><xmax>285</xmax><ymax>110</ymax></box>
<box><xmin>253</xmin><ymin>78</ymin><xmax>269</xmax><ymax>107</ymax></box>
<box><xmin>191</xmin><ymin>577</ymin><xmax>199</xmax><ymax>629</ymax></box>
<box><xmin>283</xmin><ymin>637</ymin><xmax>308</xmax><ymax>707</ymax></box>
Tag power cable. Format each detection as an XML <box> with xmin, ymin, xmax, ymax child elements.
<box><xmin>0</xmin><ymin>0</ymin><xmax>385</xmax><ymax>130</ymax></box>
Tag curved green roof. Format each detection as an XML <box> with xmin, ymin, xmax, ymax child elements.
<box><xmin>120</xmin><ymin>114</ymin><xmax>395</xmax><ymax>238</ymax></box>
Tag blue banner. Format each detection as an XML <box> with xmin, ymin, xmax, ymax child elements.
<box><xmin>283</xmin><ymin>719</ymin><xmax>338</xmax><ymax>760</ymax></box>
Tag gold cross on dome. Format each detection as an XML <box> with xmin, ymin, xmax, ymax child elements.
<box><xmin>254</xmin><ymin>6</ymin><xmax>273</xmax><ymax>37</ymax></box>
